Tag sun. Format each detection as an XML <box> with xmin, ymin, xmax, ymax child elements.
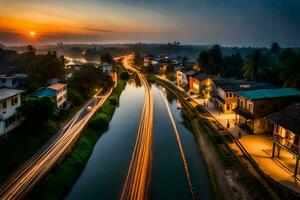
<box><xmin>29</xmin><ymin>31</ymin><xmax>36</xmax><ymax>37</ymax></box>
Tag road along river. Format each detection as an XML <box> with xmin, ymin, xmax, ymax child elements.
<box><xmin>66</xmin><ymin>80</ymin><xmax>213</xmax><ymax>200</ymax></box>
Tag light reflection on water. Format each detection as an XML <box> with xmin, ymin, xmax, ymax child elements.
<box><xmin>66</xmin><ymin>80</ymin><xmax>213</xmax><ymax>200</ymax></box>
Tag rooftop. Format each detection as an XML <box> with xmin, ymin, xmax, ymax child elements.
<box><xmin>191</xmin><ymin>73</ymin><xmax>217</xmax><ymax>81</ymax></box>
<box><xmin>183</xmin><ymin>70</ymin><xmax>197</xmax><ymax>76</ymax></box>
<box><xmin>47</xmin><ymin>83</ymin><xmax>66</xmax><ymax>91</ymax></box>
<box><xmin>268</xmin><ymin>103</ymin><xmax>300</xmax><ymax>136</ymax></box>
<box><xmin>236</xmin><ymin>88</ymin><xmax>300</xmax><ymax>100</ymax></box>
<box><xmin>35</xmin><ymin>88</ymin><xmax>56</xmax><ymax>97</ymax></box>
<box><xmin>182</xmin><ymin>62</ymin><xmax>195</xmax><ymax>67</ymax></box>
<box><xmin>0</xmin><ymin>74</ymin><xmax>27</xmax><ymax>79</ymax></box>
<box><xmin>0</xmin><ymin>88</ymin><xmax>24</xmax><ymax>101</ymax></box>
<box><xmin>214</xmin><ymin>79</ymin><xmax>276</xmax><ymax>92</ymax></box>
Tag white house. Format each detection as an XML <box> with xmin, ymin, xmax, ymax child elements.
<box><xmin>0</xmin><ymin>74</ymin><xmax>27</xmax><ymax>89</ymax></box>
<box><xmin>176</xmin><ymin>69</ymin><xmax>196</xmax><ymax>88</ymax></box>
<box><xmin>0</xmin><ymin>88</ymin><xmax>24</xmax><ymax>136</ymax></box>
<box><xmin>101</xmin><ymin>62</ymin><xmax>113</xmax><ymax>75</ymax></box>
<box><xmin>35</xmin><ymin>83</ymin><xmax>67</xmax><ymax>110</ymax></box>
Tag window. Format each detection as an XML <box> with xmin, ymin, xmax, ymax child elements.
<box><xmin>5</xmin><ymin>115</ymin><xmax>17</xmax><ymax>128</ymax></box>
<box><xmin>11</xmin><ymin>97</ymin><xmax>18</xmax><ymax>106</ymax></box>
<box><xmin>3</xmin><ymin>101</ymin><xmax>7</xmax><ymax>109</ymax></box>
<box><xmin>275</xmin><ymin>124</ymin><xmax>279</xmax><ymax>133</ymax></box>
<box><xmin>227</xmin><ymin>104</ymin><xmax>230</xmax><ymax>110</ymax></box>
<box><xmin>240</xmin><ymin>100</ymin><xmax>245</xmax><ymax>108</ymax></box>
<box><xmin>229</xmin><ymin>93</ymin><xmax>233</xmax><ymax>98</ymax></box>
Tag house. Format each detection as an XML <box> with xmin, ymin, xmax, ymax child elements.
<box><xmin>0</xmin><ymin>74</ymin><xmax>28</xmax><ymax>90</ymax></box>
<box><xmin>101</xmin><ymin>62</ymin><xmax>113</xmax><ymax>75</ymax></box>
<box><xmin>35</xmin><ymin>83</ymin><xmax>67</xmax><ymax>110</ymax></box>
<box><xmin>153</xmin><ymin>63</ymin><xmax>165</xmax><ymax>74</ymax></box>
<box><xmin>181</xmin><ymin>61</ymin><xmax>195</xmax><ymax>68</ymax></box>
<box><xmin>212</xmin><ymin>80</ymin><xmax>274</xmax><ymax>114</ymax></box>
<box><xmin>168</xmin><ymin>54</ymin><xmax>182</xmax><ymax>64</ymax></box>
<box><xmin>144</xmin><ymin>55</ymin><xmax>158</xmax><ymax>67</ymax></box>
<box><xmin>234</xmin><ymin>88</ymin><xmax>300</xmax><ymax>134</ymax></box>
<box><xmin>268</xmin><ymin>104</ymin><xmax>300</xmax><ymax>176</ymax></box>
<box><xmin>188</xmin><ymin>74</ymin><xmax>217</xmax><ymax>98</ymax></box>
<box><xmin>176</xmin><ymin>69</ymin><xmax>196</xmax><ymax>88</ymax></box>
<box><xmin>0</xmin><ymin>88</ymin><xmax>24</xmax><ymax>136</ymax></box>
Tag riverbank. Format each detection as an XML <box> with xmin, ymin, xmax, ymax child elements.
<box><xmin>151</xmin><ymin>75</ymin><xmax>275</xmax><ymax>200</ymax></box>
<box><xmin>26</xmin><ymin>68</ymin><xmax>128</xmax><ymax>200</ymax></box>
<box><xmin>0</xmin><ymin>102</ymin><xmax>84</xmax><ymax>184</ymax></box>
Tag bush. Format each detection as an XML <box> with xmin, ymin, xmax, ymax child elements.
<box><xmin>68</xmin><ymin>89</ymin><xmax>85</xmax><ymax>106</ymax></box>
<box><xmin>88</xmin><ymin>116</ymin><xmax>109</xmax><ymax>131</ymax></box>
<box><xmin>120</xmin><ymin>71</ymin><xmax>130</xmax><ymax>80</ymax></box>
<box><xmin>109</xmin><ymin>98</ymin><xmax>118</xmax><ymax>105</ymax></box>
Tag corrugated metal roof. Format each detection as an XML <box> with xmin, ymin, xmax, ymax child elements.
<box><xmin>236</xmin><ymin>88</ymin><xmax>300</xmax><ymax>100</ymax></box>
<box><xmin>0</xmin><ymin>88</ymin><xmax>24</xmax><ymax>101</ymax></box>
<box><xmin>47</xmin><ymin>83</ymin><xmax>66</xmax><ymax>91</ymax></box>
<box><xmin>268</xmin><ymin>103</ymin><xmax>300</xmax><ymax>136</ymax></box>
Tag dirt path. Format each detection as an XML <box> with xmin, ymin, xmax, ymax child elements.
<box><xmin>191</xmin><ymin>119</ymin><xmax>250</xmax><ymax>200</ymax></box>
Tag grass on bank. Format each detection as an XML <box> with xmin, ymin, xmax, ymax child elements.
<box><xmin>0</xmin><ymin>104</ymin><xmax>83</xmax><ymax>184</ymax></box>
<box><xmin>26</xmin><ymin>69</ymin><xmax>128</xmax><ymax>200</ymax></box>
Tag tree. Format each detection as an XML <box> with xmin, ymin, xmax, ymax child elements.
<box><xmin>182</xmin><ymin>56</ymin><xmax>188</xmax><ymax>66</ymax></box>
<box><xmin>165</xmin><ymin>59</ymin><xmax>174</xmax><ymax>73</ymax></box>
<box><xmin>70</xmin><ymin>65</ymin><xmax>110</xmax><ymax>98</ymax></box>
<box><xmin>223</xmin><ymin>53</ymin><xmax>244</xmax><ymax>78</ymax></box>
<box><xmin>208</xmin><ymin>44</ymin><xmax>223</xmax><ymax>74</ymax></box>
<box><xmin>197</xmin><ymin>51</ymin><xmax>209</xmax><ymax>72</ymax></box>
<box><xmin>133</xmin><ymin>51</ymin><xmax>143</xmax><ymax>66</ymax></box>
<box><xmin>242</xmin><ymin>49</ymin><xmax>261</xmax><ymax>81</ymax></box>
<box><xmin>59</xmin><ymin>55</ymin><xmax>66</xmax><ymax>65</ymax></box>
<box><xmin>27</xmin><ymin>53</ymin><xmax>65</xmax><ymax>90</ymax></box>
<box><xmin>270</xmin><ymin>42</ymin><xmax>280</xmax><ymax>54</ymax></box>
<box><xmin>20</xmin><ymin>96</ymin><xmax>56</xmax><ymax>132</ymax></box>
<box><xmin>279</xmin><ymin>49</ymin><xmax>300</xmax><ymax>89</ymax></box>
<box><xmin>120</xmin><ymin>71</ymin><xmax>130</xmax><ymax>80</ymax></box>
<box><xmin>100</xmin><ymin>53</ymin><xmax>114</xmax><ymax>64</ymax></box>
<box><xmin>26</xmin><ymin>45</ymin><xmax>36</xmax><ymax>55</ymax></box>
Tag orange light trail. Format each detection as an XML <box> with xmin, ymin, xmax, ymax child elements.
<box><xmin>121</xmin><ymin>55</ymin><xmax>154</xmax><ymax>200</ymax></box>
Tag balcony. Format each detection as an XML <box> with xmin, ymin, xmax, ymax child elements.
<box><xmin>273</xmin><ymin>134</ymin><xmax>299</xmax><ymax>155</ymax></box>
<box><xmin>273</xmin><ymin>133</ymin><xmax>284</xmax><ymax>144</ymax></box>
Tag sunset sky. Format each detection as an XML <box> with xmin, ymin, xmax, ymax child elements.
<box><xmin>0</xmin><ymin>0</ymin><xmax>300</xmax><ymax>46</ymax></box>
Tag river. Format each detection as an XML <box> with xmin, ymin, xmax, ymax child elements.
<box><xmin>66</xmin><ymin>79</ymin><xmax>213</xmax><ymax>200</ymax></box>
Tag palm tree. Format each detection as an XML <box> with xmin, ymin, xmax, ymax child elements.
<box><xmin>209</xmin><ymin>44</ymin><xmax>223</xmax><ymax>75</ymax></box>
<box><xmin>27</xmin><ymin>45</ymin><xmax>36</xmax><ymax>55</ymax></box>
<box><xmin>279</xmin><ymin>49</ymin><xmax>300</xmax><ymax>89</ymax></box>
<box><xmin>197</xmin><ymin>51</ymin><xmax>209</xmax><ymax>72</ymax></box>
<box><xmin>270</xmin><ymin>42</ymin><xmax>280</xmax><ymax>54</ymax></box>
<box><xmin>242</xmin><ymin>49</ymin><xmax>261</xmax><ymax>81</ymax></box>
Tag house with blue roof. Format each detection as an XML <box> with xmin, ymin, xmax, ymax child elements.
<box><xmin>234</xmin><ymin>88</ymin><xmax>300</xmax><ymax>134</ymax></box>
<box><xmin>35</xmin><ymin>83</ymin><xmax>67</xmax><ymax>110</ymax></box>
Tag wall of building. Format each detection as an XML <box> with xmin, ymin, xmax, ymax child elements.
<box><xmin>56</xmin><ymin>87</ymin><xmax>67</xmax><ymax>109</ymax></box>
<box><xmin>0</xmin><ymin>94</ymin><xmax>22</xmax><ymax>135</ymax></box>
<box><xmin>189</xmin><ymin>77</ymin><xmax>200</xmax><ymax>94</ymax></box>
<box><xmin>0</xmin><ymin>95</ymin><xmax>21</xmax><ymax>120</ymax></box>
<box><xmin>253</xmin><ymin>98</ymin><xmax>292</xmax><ymax>118</ymax></box>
